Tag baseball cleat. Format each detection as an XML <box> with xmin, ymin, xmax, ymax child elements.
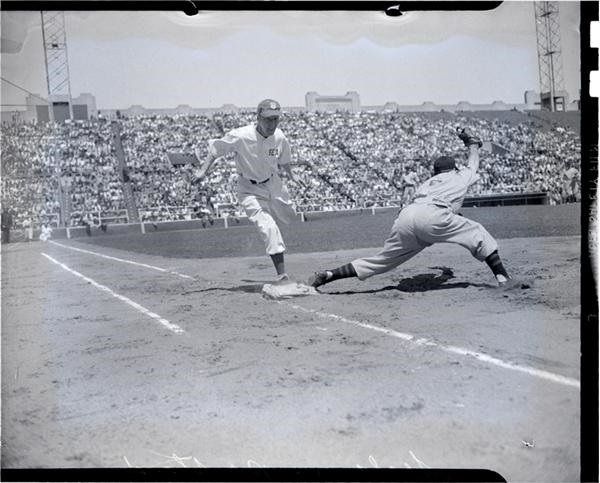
<box><xmin>495</xmin><ymin>274</ymin><xmax>509</xmax><ymax>285</ymax></box>
<box><xmin>308</xmin><ymin>271</ymin><xmax>329</xmax><ymax>288</ymax></box>
<box><xmin>497</xmin><ymin>277</ymin><xmax>530</xmax><ymax>290</ymax></box>
<box><xmin>276</xmin><ymin>273</ymin><xmax>290</xmax><ymax>284</ymax></box>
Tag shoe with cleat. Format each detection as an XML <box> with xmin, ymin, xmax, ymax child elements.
<box><xmin>308</xmin><ymin>271</ymin><xmax>330</xmax><ymax>288</ymax></box>
<box><xmin>497</xmin><ymin>274</ymin><xmax>530</xmax><ymax>290</ymax></box>
<box><xmin>496</xmin><ymin>274</ymin><xmax>509</xmax><ymax>286</ymax></box>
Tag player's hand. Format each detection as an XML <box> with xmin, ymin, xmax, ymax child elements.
<box><xmin>456</xmin><ymin>127</ymin><xmax>483</xmax><ymax>148</ymax></box>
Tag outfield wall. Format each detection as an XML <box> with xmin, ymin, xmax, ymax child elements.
<box><xmin>29</xmin><ymin>203</ymin><xmax>581</xmax><ymax>244</ymax></box>
<box><xmin>299</xmin><ymin>203</ymin><xmax>581</xmax><ymax>239</ymax></box>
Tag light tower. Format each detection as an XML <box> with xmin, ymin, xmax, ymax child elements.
<box><xmin>41</xmin><ymin>11</ymin><xmax>74</xmax><ymax>121</ymax></box>
<box><xmin>534</xmin><ymin>1</ymin><xmax>565</xmax><ymax>111</ymax></box>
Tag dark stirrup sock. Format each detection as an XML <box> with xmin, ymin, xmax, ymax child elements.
<box><xmin>327</xmin><ymin>263</ymin><xmax>358</xmax><ymax>282</ymax></box>
<box><xmin>485</xmin><ymin>250</ymin><xmax>509</xmax><ymax>278</ymax></box>
<box><xmin>270</xmin><ymin>252</ymin><xmax>286</xmax><ymax>276</ymax></box>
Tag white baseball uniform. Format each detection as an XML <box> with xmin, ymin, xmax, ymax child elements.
<box><xmin>351</xmin><ymin>165</ymin><xmax>498</xmax><ymax>280</ymax></box>
<box><xmin>208</xmin><ymin>124</ymin><xmax>296</xmax><ymax>255</ymax></box>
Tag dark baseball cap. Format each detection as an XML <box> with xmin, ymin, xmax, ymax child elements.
<box><xmin>257</xmin><ymin>99</ymin><xmax>281</xmax><ymax>117</ymax></box>
<box><xmin>433</xmin><ymin>156</ymin><xmax>456</xmax><ymax>175</ymax></box>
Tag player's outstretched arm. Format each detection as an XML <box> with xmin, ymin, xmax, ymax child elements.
<box><xmin>457</xmin><ymin>127</ymin><xmax>482</xmax><ymax>173</ymax></box>
<box><xmin>466</xmin><ymin>143</ymin><xmax>480</xmax><ymax>173</ymax></box>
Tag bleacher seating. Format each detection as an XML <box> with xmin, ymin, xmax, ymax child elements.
<box><xmin>525</xmin><ymin>110</ymin><xmax>581</xmax><ymax>134</ymax></box>
<box><xmin>1</xmin><ymin>109</ymin><xmax>581</xmax><ymax>229</ymax></box>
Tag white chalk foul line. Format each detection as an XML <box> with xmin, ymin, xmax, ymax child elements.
<box><xmin>49</xmin><ymin>240</ymin><xmax>194</xmax><ymax>279</ymax></box>
<box><xmin>42</xmin><ymin>253</ymin><xmax>185</xmax><ymax>334</ymax></box>
<box><xmin>284</xmin><ymin>302</ymin><xmax>580</xmax><ymax>389</ymax></box>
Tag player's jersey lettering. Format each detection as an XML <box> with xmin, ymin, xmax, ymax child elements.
<box><xmin>208</xmin><ymin>124</ymin><xmax>291</xmax><ymax>181</ymax></box>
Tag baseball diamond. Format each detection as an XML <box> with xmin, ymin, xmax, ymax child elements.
<box><xmin>1</xmin><ymin>202</ymin><xmax>582</xmax><ymax>481</ymax></box>
<box><xmin>1</xmin><ymin>4</ymin><xmax>593</xmax><ymax>481</ymax></box>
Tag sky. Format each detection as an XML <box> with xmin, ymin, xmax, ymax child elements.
<box><xmin>0</xmin><ymin>1</ymin><xmax>583</xmax><ymax>110</ymax></box>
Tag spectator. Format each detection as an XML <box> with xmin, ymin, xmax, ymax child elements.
<box><xmin>1</xmin><ymin>206</ymin><xmax>13</xmax><ymax>243</ymax></box>
<box><xmin>1</xmin><ymin>110</ymin><xmax>581</xmax><ymax>225</ymax></box>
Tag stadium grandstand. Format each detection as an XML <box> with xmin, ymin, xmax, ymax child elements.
<box><xmin>1</xmin><ymin>93</ymin><xmax>581</xmax><ymax>239</ymax></box>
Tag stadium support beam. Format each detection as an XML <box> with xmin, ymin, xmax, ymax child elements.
<box><xmin>534</xmin><ymin>1</ymin><xmax>565</xmax><ymax>112</ymax></box>
<box><xmin>41</xmin><ymin>11</ymin><xmax>74</xmax><ymax>121</ymax></box>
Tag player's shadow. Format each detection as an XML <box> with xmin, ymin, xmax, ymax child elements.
<box><xmin>327</xmin><ymin>266</ymin><xmax>494</xmax><ymax>295</ymax></box>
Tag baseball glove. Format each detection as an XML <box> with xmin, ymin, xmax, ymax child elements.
<box><xmin>456</xmin><ymin>127</ymin><xmax>483</xmax><ymax>148</ymax></box>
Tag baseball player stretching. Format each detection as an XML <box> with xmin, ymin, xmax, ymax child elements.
<box><xmin>309</xmin><ymin>128</ymin><xmax>513</xmax><ymax>289</ymax></box>
<box><xmin>193</xmin><ymin>99</ymin><xmax>302</xmax><ymax>282</ymax></box>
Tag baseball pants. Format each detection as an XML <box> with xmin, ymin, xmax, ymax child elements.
<box><xmin>238</xmin><ymin>176</ymin><xmax>296</xmax><ymax>255</ymax></box>
<box><xmin>351</xmin><ymin>203</ymin><xmax>498</xmax><ymax>280</ymax></box>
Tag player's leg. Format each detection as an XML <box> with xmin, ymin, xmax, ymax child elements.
<box><xmin>269</xmin><ymin>252</ymin><xmax>288</xmax><ymax>280</ymax></box>
<box><xmin>310</xmin><ymin>245</ymin><xmax>423</xmax><ymax>288</ymax></box>
<box><xmin>484</xmin><ymin>250</ymin><xmax>510</xmax><ymax>284</ymax></box>
<box><xmin>350</xmin><ymin>241</ymin><xmax>423</xmax><ymax>281</ymax></box>
<box><xmin>309</xmin><ymin>207</ymin><xmax>425</xmax><ymax>287</ymax></box>
<box><xmin>268</xmin><ymin>177</ymin><xmax>298</xmax><ymax>280</ymax></box>
<box><xmin>416</xmin><ymin>209</ymin><xmax>510</xmax><ymax>285</ymax></box>
<box><xmin>270</xmin><ymin>176</ymin><xmax>296</xmax><ymax>225</ymax></box>
<box><xmin>308</xmin><ymin>262</ymin><xmax>358</xmax><ymax>287</ymax></box>
<box><xmin>240</xmin><ymin>191</ymin><xmax>288</xmax><ymax>280</ymax></box>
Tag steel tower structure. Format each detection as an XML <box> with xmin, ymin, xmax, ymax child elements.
<box><xmin>40</xmin><ymin>11</ymin><xmax>74</xmax><ymax>121</ymax></box>
<box><xmin>534</xmin><ymin>1</ymin><xmax>565</xmax><ymax>111</ymax></box>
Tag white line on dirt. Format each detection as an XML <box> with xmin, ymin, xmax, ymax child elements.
<box><xmin>40</xmin><ymin>243</ymin><xmax>579</xmax><ymax>388</ymax></box>
<box><xmin>48</xmin><ymin>240</ymin><xmax>194</xmax><ymax>279</ymax></box>
<box><xmin>284</xmin><ymin>302</ymin><xmax>580</xmax><ymax>389</ymax></box>
<box><xmin>42</xmin><ymin>253</ymin><xmax>185</xmax><ymax>334</ymax></box>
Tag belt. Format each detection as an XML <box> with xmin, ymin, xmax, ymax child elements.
<box><xmin>246</xmin><ymin>174</ymin><xmax>272</xmax><ymax>185</ymax></box>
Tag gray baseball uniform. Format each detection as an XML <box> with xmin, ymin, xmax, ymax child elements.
<box><xmin>351</xmin><ymin>165</ymin><xmax>498</xmax><ymax>280</ymax></box>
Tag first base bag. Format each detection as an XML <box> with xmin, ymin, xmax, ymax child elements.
<box><xmin>262</xmin><ymin>282</ymin><xmax>318</xmax><ymax>300</ymax></box>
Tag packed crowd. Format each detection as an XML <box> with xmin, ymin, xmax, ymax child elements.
<box><xmin>59</xmin><ymin>120</ymin><xmax>125</xmax><ymax>226</ymax></box>
<box><xmin>201</xmin><ymin>110</ymin><xmax>581</xmax><ymax>210</ymax></box>
<box><xmin>1</xmin><ymin>109</ymin><xmax>581</xmax><ymax>229</ymax></box>
<box><xmin>1</xmin><ymin>118</ymin><xmax>125</xmax><ymax>228</ymax></box>
<box><xmin>294</xmin><ymin>111</ymin><xmax>581</xmax><ymax>208</ymax></box>
<box><xmin>1</xmin><ymin>121</ymin><xmax>63</xmax><ymax>228</ymax></box>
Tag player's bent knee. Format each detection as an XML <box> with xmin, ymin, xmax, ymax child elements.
<box><xmin>471</xmin><ymin>238</ymin><xmax>498</xmax><ymax>262</ymax></box>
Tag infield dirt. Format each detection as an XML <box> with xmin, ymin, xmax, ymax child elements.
<box><xmin>2</xmin><ymin>229</ymin><xmax>581</xmax><ymax>481</ymax></box>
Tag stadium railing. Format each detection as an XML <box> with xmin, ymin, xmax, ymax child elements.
<box><xmin>69</xmin><ymin>191</ymin><xmax>549</xmax><ymax>228</ymax></box>
<box><xmin>12</xmin><ymin>212</ymin><xmax>60</xmax><ymax>231</ymax></box>
<box><xmin>69</xmin><ymin>209</ymin><xmax>129</xmax><ymax>226</ymax></box>
<box><xmin>139</xmin><ymin>205</ymin><xmax>221</xmax><ymax>222</ymax></box>
<box><xmin>15</xmin><ymin>191</ymin><xmax>579</xmax><ymax>242</ymax></box>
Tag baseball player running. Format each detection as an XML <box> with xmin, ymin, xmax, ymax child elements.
<box><xmin>193</xmin><ymin>99</ymin><xmax>303</xmax><ymax>282</ymax></box>
<box><xmin>308</xmin><ymin>128</ymin><xmax>513</xmax><ymax>289</ymax></box>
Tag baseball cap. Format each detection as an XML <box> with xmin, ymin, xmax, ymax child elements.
<box><xmin>257</xmin><ymin>99</ymin><xmax>281</xmax><ymax>117</ymax></box>
<box><xmin>433</xmin><ymin>156</ymin><xmax>457</xmax><ymax>175</ymax></box>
